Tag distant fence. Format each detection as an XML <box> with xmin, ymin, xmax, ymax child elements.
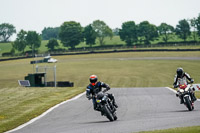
<box><xmin>51</xmin><ymin>48</ymin><xmax>200</xmax><ymax>56</ymax></box>
<box><xmin>65</xmin><ymin>42</ymin><xmax>200</xmax><ymax>52</ymax></box>
<box><xmin>0</xmin><ymin>48</ymin><xmax>200</xmax><ymax>62</ymax></box>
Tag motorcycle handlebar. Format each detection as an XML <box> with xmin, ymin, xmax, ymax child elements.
<box><xmin>89</xmin><ymin>89</ymin><xmax>109</xmax><ymax>99</ymax></box>
<box><xmin>103</xmin><ymin>89</ymin><xmax>107</xmax><ymax>93</ymax></box>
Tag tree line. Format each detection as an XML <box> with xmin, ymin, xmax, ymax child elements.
<box><xmin>0</xmin><ymin>13</ymin><xmax>200</xmax><ymax>54</ymax></box>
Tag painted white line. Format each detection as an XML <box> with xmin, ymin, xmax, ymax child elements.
<box><xmin>165</xmin><ymin>87</ymin><xmax>200</xmax><ymax>102</ymax></box>
<box><xmin>6</xmin><ymin>92</ymin><xmax>86</xmax><ymax>133</ymax></box>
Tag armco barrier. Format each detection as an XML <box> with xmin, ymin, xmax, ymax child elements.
<box><xmin>193</xmin><ymin>84</ymin><xmax>200</xmax><ymax>91</ymax></box>
<box><xmin>0</xmin><ymin>49</ymin><xmax>200</xmax><ymax>62</ymax></box>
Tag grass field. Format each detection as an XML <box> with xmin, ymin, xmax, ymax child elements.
<box><xmin>0</xmin><ymin>51</ymin><xmax>200</xmax><ymax>132</ymax></box>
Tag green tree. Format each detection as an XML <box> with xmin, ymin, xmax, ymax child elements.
<box><xmin>113</xmin><ymin>28</ymin><xmax>120</xmax><ymax>36</ymax></box>
<box><xmin>0</xmin><ymin>23</ymin><xmax>16</xmax><ymax>42</ymax></box>
<box><xmin>59</xmin><ymin>21</ymin><xmax>84</xmax><ymax>49</ymax></box>
<box><xmin>83</xmin><ymin>24</ymin><xmax>97</xmax><ymax>47</ymax></box>
<box><xmin>175</xmin><ymin>19</ymin><xmax>191</xmax><ymax>42</ymax></box>
<box><xmin>119</xmin><ymin>21</ymin><xmax>138</xmax><ymax>46</ymax></box>
<box><xmin>92</xmin><ymin>20</ymin><xmax>113</xmax><ymax>46</ymax></box>
<box><xmin>138</xmin><ymin>21</ymin><xmax>158</xmax><ymax>44</ymax></box>
<box><xmin>26</xmin><ymin>31</ymin><xmax>41</xmax><ymax>56</ymax></box>
<box><xmin>46</xmin><ymin>38</ymin><xmax>59</xmax><ymax>51</ymax></box>
<box><xmin>158</xmin><ymin>23</ymin><xmax>174</xmax><ymax>43</ymax></box>
<box><xmin>13</xmin><ymin>30</ymin><xmax>27</xmax><ymax>53</ymax></box>
<box><xmin>196</xmin><ymin>13</ymin><xmax>200</xmax><ymax>37</ymax></box>
<box><xmin>190</xmin><ymin>18</ymin><xmax>198</xmax><ymax>41</ymax></box>
<box><xmin>10</xmin><ymin>47</ymin><xmax>15</xmax><ymax>56</ymax></box>
<box><xmin>41</xmin><ymin>27</ymin><xmax>59</xmax><ymax>40</ymax></box>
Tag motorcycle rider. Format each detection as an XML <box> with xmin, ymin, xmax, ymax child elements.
<box><xmin>173</xmin><ymin>67</ymin><xmax>197</xmax><ymax>104</ymax></box>
<box><xmin>86</xmin><ymin>75</ymin><xmax>118</xmax><ymax>112</ymax></box>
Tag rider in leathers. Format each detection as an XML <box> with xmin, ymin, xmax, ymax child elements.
<box><xmin>86</xmin><ymin>75</ymin><xmax>118</xmax><ymax>111</ymax></box>
<box><xmin>173</xmin><ymin>68</ymin><xmax>197</xmax><ymax>104</ymax></box>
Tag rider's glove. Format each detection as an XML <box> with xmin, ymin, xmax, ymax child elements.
<box><xmin>174</xmin><ymin>85</ymin><xmax>179</xmax><ymax>88</ymax></box>
<box><xmin>103</xmin><ymin>89</ymin><xmax>107</xmax><ymax>93</ymax></box>
<box><xmin>190</xmin><ymin>79</ymin><xmax>194</xmax><ymax>83</ymax></box>
<box><xmin>106</xmin><ymin>86</ymin><xmax>110</xmax><ymax>91</ymax></box>
<box><xmin>176</xmin><ymin>90</ymin><xmax>181</xmax><ymax>97</ymax></box>
<box><xmin>86</xmin><ymin>95</ymin><xmax>91</xmax><ymax>100</ymax></box>
<box><xmin>176</xmin><ymin>92</ymin><xmax>179</xmax><ymax>97</ymax></box>
<box><xmin>103</xmin><ymin>87</ymin><xmax>110</xmax><ymax>93</ymax></box>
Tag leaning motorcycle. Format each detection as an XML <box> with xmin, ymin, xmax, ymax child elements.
<box><xmin>94</xmin><ymin>91</ymin><xmax>117</xmax><ymax>121</ymax></box>
<box><xmin>178</xmin><ymin>83</ymin><xmax>194</xmax><ymax>111</ymax></box>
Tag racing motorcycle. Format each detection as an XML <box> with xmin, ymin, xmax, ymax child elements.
<box><xmin>177</xmin><ymin>83</ymin><xmax>194</xmax><ymax>111</ymax></box>
<box><xmin>93</xmin><ymin>91</ymin><xmax>117</xmax><ymax>121</ymax></box>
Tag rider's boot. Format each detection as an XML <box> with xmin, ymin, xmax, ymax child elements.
<box><xmin>180</xmin><ymin>97</ymin><xmax>184</xmax><ymax>104</ymax></box>
<box><xmin>113</xmin><ymin>101</ymin><xmax>118</xmax><ymax>108</ymax></box>
<box><xmin>95</xmin><ymin>107</ymin><xmax>104</xmax><ymax>116</ymax></box>
<box><xmin>109</xmin><ymin>94</ymin><xmax>118</xmax><ymax>108</ymax></box>
<box><xmin>179</xmin><ymin>95</ymin><xmax>184</xmax><ymax>104</ymax></box>
<box><xmin>191</xmin><ymin>93</ymin><xmax>197</xmax><ymax>102</ymax></box>
<box><xmin>94</xmin><ymin>107</ymin><xmax>101</xmax><ymax>111</ymax></box>
<box><xmin>101</xmin><ymin>111</ymin><xmax>104</xmax><ymax>116</ymax></box>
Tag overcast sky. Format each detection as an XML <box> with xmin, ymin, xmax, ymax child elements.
<box><xmin>1</xmin><ymin>0</ymin><xmax>200</xmax><ymax>37</ymax></box>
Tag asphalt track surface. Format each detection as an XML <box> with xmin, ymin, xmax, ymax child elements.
<box><xmin>8</xmin><ymin>87</ymin><xmax>200</xmax><ymax>133</ymax></box>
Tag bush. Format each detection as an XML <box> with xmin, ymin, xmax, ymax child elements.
<box><xmin>2</xmin><ymin>52</ymin><xmax>12</xmax><ymax>57</ymax></box>
<box><xmin>156</xmin><ymin>40</ymin><xmax>198</xmax><ymax>45</ymax></box>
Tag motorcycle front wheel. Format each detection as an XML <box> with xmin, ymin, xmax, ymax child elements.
<box><xmin>184</xmin><ymin>96</ymin><xmax>193</xmax><ymax>111</ymax></box>
<box><xmin>102</xmin><ymin>105</ymin><xmax>114</xmax><ymax>121</ymax></box>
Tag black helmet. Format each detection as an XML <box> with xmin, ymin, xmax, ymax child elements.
<box><xmin>89</xmin><ymin>75</ymin><xmax>98</xmax><ymax>86</ymax></box>
<box><xmin>176</xmin><ymin>68</ymin><xmax>184</xmax><ymax>77</ymax></box>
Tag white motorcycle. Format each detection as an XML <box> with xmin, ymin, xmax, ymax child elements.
<box><xmin>177</xmin><ymin>83</ymin><xmax>194</xmax><ymax>111</ymax></box>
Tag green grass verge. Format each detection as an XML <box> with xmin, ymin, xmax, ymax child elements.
<box><xmin>139</xmin><ymin>126</ymin><xmax>200</xmax><ymax>133</ymax></box>
<box><xmin>0</xmin><ymin>87</ymin><xmax>85</xmax><ymax>133</ymax></box>
<box><xmin>0</xmin><ymin>51</ymin><xmax>200</xmax><ymax>132</ymax></box>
